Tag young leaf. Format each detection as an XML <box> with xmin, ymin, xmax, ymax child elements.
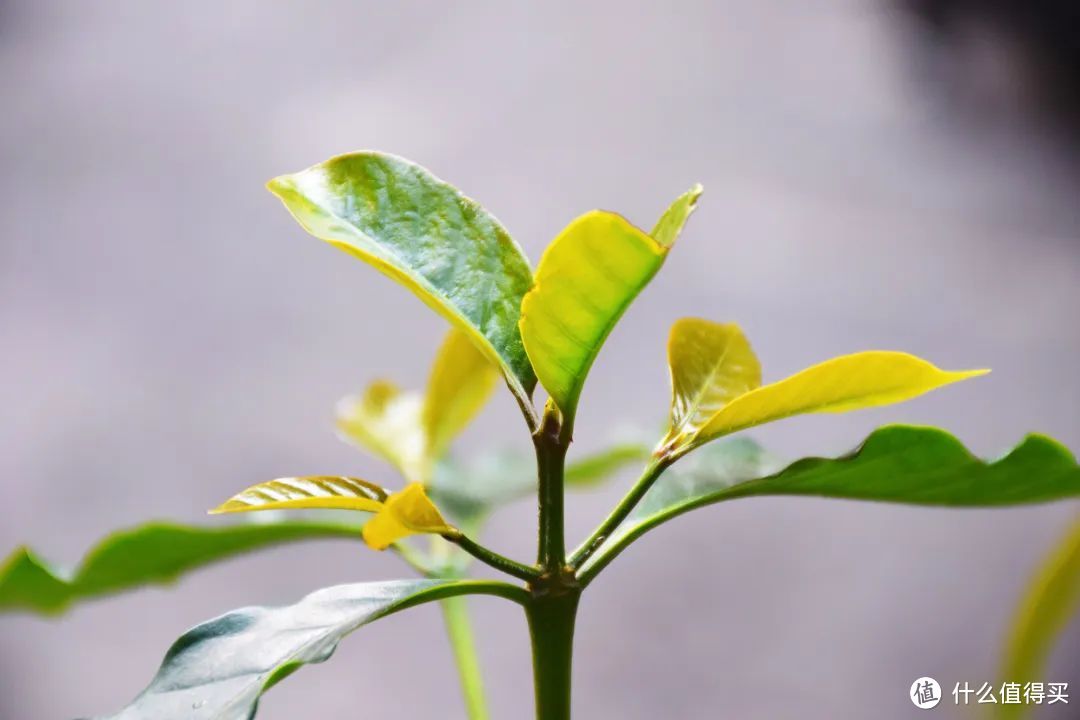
<box><xmin>520</xmin><ymin>187</ymin><xmax>700</xmax><ymax>425</ymax></box>
<box><xmin>268</xmin><ymin>152</ymin><xmax>537</xmax><ymax>408</ymax></box>
<box><xmin>663</xmin><ymin>317</ymin><xmax>987</xmax><ymax>453</ymax></box>
<box><xmin>666</xmin><ymin>318</ymin><xmax>761</xmax><ymax>443</ymax></box>
<box><xmin>650</xmin><ymin>183</ymin><xmax>704</xmax><ymax>247</ymax></box>
<box><xmin>1000</xmin><ymin>515</ymin><xmax>1080</xmax><ymax>709</ymax></box>
<box><xmin>336</xmin><ymin>381</ymin><xmax>427</xmax><ymax>482</ymax></box>
<box><xmin>211</xmin><ymin>479</ymin><xmax>453</xmax><ymax>551</ymax></box>
<box><xmin>0</xmin><ymin>521</ymin><xmax>361</xmax><ymax>615</ymax></box>
<box><xmin>95</xmin><ymin>579</ymin><xmax>526</xmax><ymax>720</ymax></box>
<box><xmin>423</xmin><ymin>328</ymin><xmax>499</xmax><ymax>461</ymax></box>
<box><xmin>337</xmin><ymin>330</ymin><xmax>498</xmax><ymax>485</ymax></box>
<box><xmin>210</xmin><ymin>476</ymin><xmax>388</xmax><ymax>514</ymax></box>
<box><xmin>581</xmin><ymin>426</ymin><xmax>1080</xmax><ymax>580</ymax></box>
<box><xmin>362</xmin><ymin>482</ymin><xmax>456</xmax><ymax>550</ymax></box>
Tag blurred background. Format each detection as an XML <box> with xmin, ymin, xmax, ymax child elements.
<box><xmin>2</xmin><ymin>1</ymin><xmax>1079</xmax><ymax>718</ymax></box>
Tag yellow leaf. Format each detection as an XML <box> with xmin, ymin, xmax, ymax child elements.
<box><xmin>520</xmin><ymin>191</ymin><xmax>700</xmax><ymax>425</ymax></box>
<box><xmin>423</xmin><ymin>329</ymin><xmax>499</xmax><ymax>460</ymax></box>
<box><xmin>663</xmin><ymin>318</ymin><xmax>989</xmax><ymax>453</ymax></box>
<box><xmin>336</xmin><ymin>381</ymin><xmax>427</xmax><ymax>483</ymax></box>
<box><xmin>209</xmin><ymin>476</ymin><xmax>388</xmax><ymax>514</ymax></box>
<box><xmin>665</xmin><ymin>318</ymin><xmax>762</xmax><ymax>444</ymax></box>
<box><xmin>362</xmin><ymin>482</ymin><xmax>456</xmax><ymax>550</ymax></box>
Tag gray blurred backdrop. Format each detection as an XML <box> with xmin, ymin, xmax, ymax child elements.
<box><xmin>2</xmin><ymin>2</ymin><xmax>1079</xmax><ymax>718</ymax></box>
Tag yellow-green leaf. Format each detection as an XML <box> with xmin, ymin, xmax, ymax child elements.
<box><xmin>665</xmin><ymin>318</ymin><xmax>761</xmax><ymax>445</ymax></box>
<box><xmin>663</xmin><ymin>318</ymin><xmax>988</xmax><ymax>453</ymax></box>
<box><xmin>650</xmin><ymin>183</ymin><xmax>703</xmax><ymax>247</ymax></box>
<box><xmin>1000</xmin><ymin>516</ymin><xmax>1080</xmax><ymax>718</ymax></box>
<box><xmin>336</xmin><ymin>380</ymin><xmax>427</xmax><ymax>483</ymax></box>
<box><xmin>210</xmin><ymin>476</ymin><xmax>388</xmax><ymax>514</ymax></box>
<box><xmin>520</xmin><ymin>188</ymin><xmax>700</xmax><ymax>424</ymax></box>
<box><xmin>423</xmin><ymin>328</ymin><xmax>499</xmax><ymax>460</ymax></box>
<box><xmin>268</xmin><ymin>152</ymin><xmax>537</xmax><ymax>410</ymax></box>
<box><xmin>362</xmin><ymin>482</ymin><xmax>455</xmax><ymax>550</ymax></box>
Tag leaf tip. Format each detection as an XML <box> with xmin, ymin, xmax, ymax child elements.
<box><xmin>264</xmin><ymin>174</ymin><xmax>290</xmax><ymax>198</ymax></box>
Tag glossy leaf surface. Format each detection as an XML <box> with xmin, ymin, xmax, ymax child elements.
<box><xmin>0</xmin><ymin>521</ymin><xmax>360</xmax><ymax>615</ymax></box>
<box><xmin>1000</xmin><ymin>515</ymin><xmax>1080</xmax><ymax>714</ymax></box>
<box><xmin>210</xmin><ymin>476</ymin><xmax>387</xmax><ymax>514</ymax></box>
<box><xmin>664</xmin><ymin>318</ymin><xmax>987</xmax><ymax>452</ymax></box>
<box><xmin>98</xmin><ymin>579</ymin><xmax>519</xmax><ymax>720</ymax></box>
<box><xmin>582</xmin><ymin>426</ymin><xmax>1080</xmax><ymax>578</ymax></box>
<box><xmin>268</xmin><ymin>152</ymin><xmax>536</xmax><ymax>406</ymax></box>
<box><xmin>521</xmin><ymin>189</ymin><xmax>699</xmax><ymax>423</ymax></box>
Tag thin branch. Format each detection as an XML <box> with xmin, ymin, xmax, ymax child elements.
<box><xmin>567</xmin><ymin>455</ymin><xmax>671</xmax><ymax>569</ymax></box>
<box><xmin>444</xmin><ymin>532</ymin><xmax>541</xmax><ymax>583</ymax></box>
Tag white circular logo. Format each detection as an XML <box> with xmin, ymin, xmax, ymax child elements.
<box><xmin>910</xmin><ymin>677</ymin><xmax>942</xmax><ymax>709</ymax></box>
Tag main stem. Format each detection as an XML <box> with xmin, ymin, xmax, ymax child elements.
<box><xmin>529</xmin><ymin>406</ymin><xmax>579</xmax><ymax>720</ymax></box>
<box><xmin>527</xmin><ymin>586</ymin><xmax>581</xmax><ymax>720</ymax></box>
<box><xmin>534</xmin><ymin>410</ymin><xmax>569</xmax><ymax>569</ymax></box>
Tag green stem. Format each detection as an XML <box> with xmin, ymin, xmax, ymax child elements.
<box><xmin>568</xmin><ymin>456</ymin><xmax>669</xmax><ymax>569</ymax></box>
<box><xmin>527</xmin><ymin>588</ymin><xmax>581</xmax><ymax>720</ymax></box>
<box><xmin>446</xmin><ymin>532</ymin><xmax>541</xmax><ymax>582</ymax></box>
<box><xmin>535</xmin><ymin>410</ymin><xmax>569</xmax><ymax>570</ymax></box>
<box><xmin>441</xmin><ymin>595</ymin><xmax>490</xmax><ymax>720</ymax></box>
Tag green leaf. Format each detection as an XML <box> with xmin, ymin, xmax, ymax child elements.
<box><xmin>520</xmin><ymin>187</ymin><xmax>700</xmax><ymax>427</ymax></box>
<box><xmin>268</xmin><ymin>152</ymin><xmax>537</xmax><ymax>409</ymax></box>
<box><xmin>999</xmin><ymin>515</ymin><xmax>1080</xmax><ymax>718</ymax></box>
<box><xmin>581</xmin><ymin>426</ymin><xmax>1080</xmax><ymax>579</ymax></box>
<box><xmin>96</xmin><ymin>579</ymin><xmax>526</xmax><ymax>720</ymax></box>
<box><xmin>564</xmin><ymin>443</ymin><xmax>653</xmax><ymax>487</ymax></box>
<box><xmin>0</xmin><ymin>521</ymin><xmax>361</xmax><ymax>615</ymax></box>
<box><xmin>650</xmin><ymin>183</ymin><xmax>704</xmax><ymax>247</ymax></box>
<box><xmin>662</xmin><ymin>318</ymin><xmax>988</xmax><ymax>454</ymax></box>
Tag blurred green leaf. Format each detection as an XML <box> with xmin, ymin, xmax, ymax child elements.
<box><xmin>520</xmin><ymin>187</ymin><xmax>699</xmax><ymax>426</ymax></box>
<box><xmin>428</xmin><ymin>442</ymin><xmax>651</xmax><ymax>529</ymax></box>
<box><xmin>999</xmin><ymin>516</ymin><xmax>1080</xmax><ymax>718</ymax></box>
<box><xmin>582</xmin><ymin>426</ymin><xmax>1080</xmax><ymax>579</ymax></box>
<box><xmin>564</xmin><ymin>443</ymin><xmax>652</xmax><ymax>487</ymax></box>
<box><xmin>268</xmin><ymin>152</ymin><xmax>537</xmax><ymax>409</ymax></box>
<box><xmin>0</xmin><ymin>521</ymin><xmax>361</xmax><ymax>615</ymax></box>
<box><xmin>96</xmin><ymin>579</ymin><xmax>525</xmax><ymax>720</ymax></box>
